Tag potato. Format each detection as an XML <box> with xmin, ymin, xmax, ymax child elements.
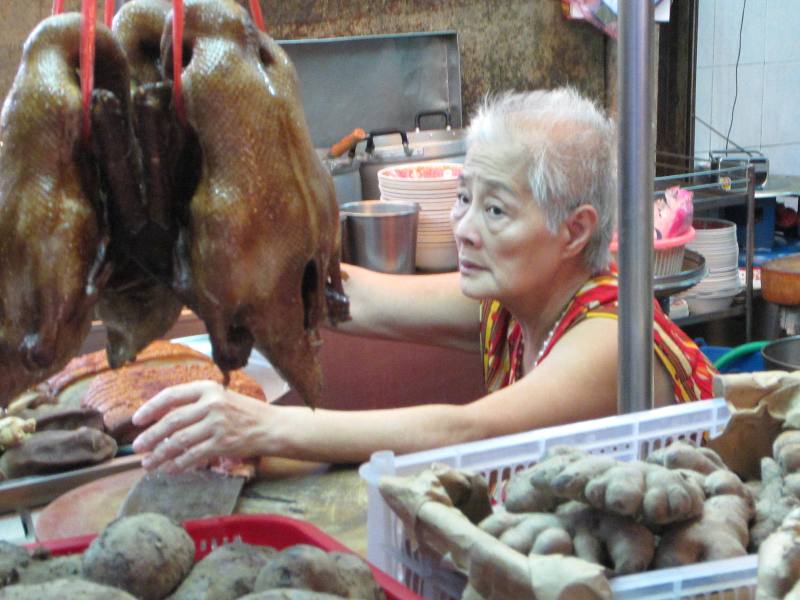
<box><xmin>17</xmin><ymin>554</ymin><xmax>82</xmax><ymax>584</ymax></box>
<box><xmin>0</xmin><ymin>542</ymin><xmax>30</xmax><ymax>586</ymax></box>
<box><xmin>0</xmin><ymin>577</ymin><xmax>136</xmax><ymax>598</ymax></box>
<box><xmin>328</xmin><ymin>553</ymin><xmax>385</xmax><ymax>600</ymax></box>
<box><xmin>239</xmin><ymin>592</ymin><xmax>345</xmax><ymax>599</ymax></box>
<box><xmin>254</xmin><ymin>545</ymin><xmax>347</xmax><ymax>596</ymax></box>
<box><xmin>82</xmin><ymin>513</ymin><xmax>194</xmax><ymax>600</ymax></box>
<box><xmin>169</xmin><ymin>541</ymin><xmax>276</xmax><ymax>600</ymax></box>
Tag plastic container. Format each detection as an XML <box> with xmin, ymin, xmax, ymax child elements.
<box><xmin>610</xmin><ymin>227</ymin><xmax>696</xmax><ymax>276</ymax></box>
<box><xmin>359</xmin><ymin>399</ymin><xmax>759</xmax><ymax>600</ymax></box>
<box><xmin>29</xmin><ymin>514</ymin><xmax>421</xmax><ymax>600</ymax></box>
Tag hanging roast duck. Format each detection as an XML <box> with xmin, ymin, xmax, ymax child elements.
<box><xmin>161</xmin><ymin>0</ymin><xmax>348</xmax><ymax>405</ymax></box>
<box><xmin>0</xmin><ymin>0</ymin><xmax>348</xmax><ymax>408</ymax></box>
<box><xmin>0</xmin><ymin>14</ymin><xmax>128</xmax><ymax>406</ymax></box>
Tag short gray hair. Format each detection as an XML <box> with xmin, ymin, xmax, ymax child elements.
<box><xmin>466</xmin><ymin>88</ymin><xmax>617</xmax><ymax>273</ymax></box>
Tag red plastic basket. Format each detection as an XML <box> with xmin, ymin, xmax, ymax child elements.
<box><xmin>26</xmin><ymin>514</ymin><xmax>422</xmax><ymax>600</ymax></box>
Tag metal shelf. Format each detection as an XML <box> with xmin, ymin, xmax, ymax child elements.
<box><xmin>674</xmin><ymin>304</ymin><xmax>745</xmax><ymax>327</ymax></box>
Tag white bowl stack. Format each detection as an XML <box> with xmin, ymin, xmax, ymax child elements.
<box><xmin>682</xmin><ymin>218</ymin><xmax>741</xmax><ymax>313</ymax></box>
<box><xmin>377</xmin><ymin>162</ymin><xmax>460</xmax><ymax>271</ymax></box>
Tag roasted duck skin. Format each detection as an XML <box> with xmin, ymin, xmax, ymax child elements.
<box><xmin>164</xmin><ymin>0</ymin><xmax>348</xmax><ymax>405</ymax></box>
<box><xmin>112</xmin><ymin>0</ymin><xmax>171</xmax><ymax>88</ymax></box>
<box><xmin>90</xmin><ymin>84</ymin><xmax>186</xmax><ymax>368</ymax></box>
<box><xmin>0</xmin><ymin>15</ymin><xmax>129</xmax><ymax>406</ymax></box>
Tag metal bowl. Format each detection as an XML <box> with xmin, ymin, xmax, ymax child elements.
<box><xmin>761</xmin><ymin>335</ymin><xmax>800</xmax><ymax>371</ymax></box>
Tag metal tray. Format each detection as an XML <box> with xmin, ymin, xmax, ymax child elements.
<box><xmin>0</xmin><ymin>455</ymin><xmax>141</xmax><ymax>514</ymax></box>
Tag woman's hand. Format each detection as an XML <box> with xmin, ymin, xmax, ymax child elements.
<box><xmin>131</xmin><ymin>380</ymin><xmax>271</xmax><ymax>473</ymax></box>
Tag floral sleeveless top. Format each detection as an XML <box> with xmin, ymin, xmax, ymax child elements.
<box><xmin>479</xmin><ymin>270</ymin><xmax>716</xmax><ymax>402</ymax></box>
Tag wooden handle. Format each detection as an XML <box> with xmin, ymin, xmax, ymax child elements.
<box><xmin>328</xmin><ymin>128</ymin><xmax>367</xmax><ymax>158</ymax></box>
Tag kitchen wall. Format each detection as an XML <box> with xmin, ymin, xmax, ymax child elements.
<box><xmin>0</xmin><ymin>1</ymin><xmax>613</xmax><ymax>124</ymax></box>
<box><xmin>695</xmin><ymin>0</ymin><xmax>800</xmax><ymax>177</ymax></box>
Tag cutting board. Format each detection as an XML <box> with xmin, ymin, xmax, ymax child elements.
<box><xmin>35</xmin><ymin>459</ymin><xmax>368</xmax><ymax>555</ymax></box>
<box><xmin>35</xmin><ymin>468</ymin><xmax>145</xmax><ymax>540</ymax></box>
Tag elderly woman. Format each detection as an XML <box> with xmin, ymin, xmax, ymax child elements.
<box><xmin>132</xmin><ymin>87</ymin><xmax>715</xmax><ymax>470</ymax></box>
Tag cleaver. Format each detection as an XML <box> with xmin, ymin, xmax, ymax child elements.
<box><xmin>118</xmin><ymin>469</ymin><xmax>246</xmax><ymax>521</ymax></box>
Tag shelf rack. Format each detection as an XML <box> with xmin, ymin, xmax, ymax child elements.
<box><xmin>653</xmin><ymin>156</ymin><xmax>756</xmax><ymax>340</ymax></box>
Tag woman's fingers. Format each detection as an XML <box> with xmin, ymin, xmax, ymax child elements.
<box><xmin>132</xmin><ymin>380</ymin><xmax>218</xmax><ymax>427</ymax></box>
<box><xmin>132</xmin><ymin>396</ymin><xmax>210</xmax><ymax>453</ymax></box>
<box><xmin>140</xmin><ymin>421</ymin><xmax>213</xmax><ymax>471</ymax></box>
<box><xmin>171</xmin><ymin>438</ymin><xmax>219</xmax><ymax>472</ymax></box>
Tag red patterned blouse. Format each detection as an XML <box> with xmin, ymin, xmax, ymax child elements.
<box><xmin>479</xmin><ymin>270</ymin><xmax>716</xmax><ymax>402</ymax></box>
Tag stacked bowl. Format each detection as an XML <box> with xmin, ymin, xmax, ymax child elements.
<box><xmin>682</xmin><ymin>218</ymin><xmax>741</xmax><ymax>313</ymax></box>
<box><xmin>377</xmin><ymin>162</ymin><xmax>461</xmax><ymax>271</ymax></box>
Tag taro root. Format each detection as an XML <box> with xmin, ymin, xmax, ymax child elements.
<box><xmin>0</xmin><ymin>542</ymin><xmax>30</xmax><ymax>586</ymax></box>
<box><xmin>0</xmin><ymin>578</ymin><xmax>136</xmax><ymax>599</ymax></box>
<box><xmin>16</xmin><ymin>554</ymin><xmax>82</xmax><ymax>585</ymax></box>
<box><xmin>81</xmin><ymin>513</ymin><xmax>194</xmax><ymax>600</ymax></box>
<box><xmin>254</xmin><ymin>545</ymin><xmax>385</xmax><ymax>599</ymax></box>
<box><xmin>239</xmin><ymin>592</ymin><xmax>347</xmax><ymax>600</ymax></box>
<box><xmin>0</xmin><ymin>428</ymin><xmax>117</xmax><ymax>480</ymax></box>
<box><xmin>169</xmin><ymin>541</ymin><xmax>276</xmax><ymax>600</ymax></box>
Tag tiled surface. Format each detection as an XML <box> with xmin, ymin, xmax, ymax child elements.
<box><xmin>765</xmin><ymin>0</ymin><xmax>800</xmax><ymax>63</ymax></box>
<box><xmin>694</xmin><ymin>66</ymin><xmax>713</xmax><ymax>154</ymax></box>
<box><xmin>765</xmin><ymin>143</ymin><xmax>800</xmax><ymax>176</ymax></box>
<box><xmin>709</xmin><ymin>63</ymin><xmax>764</xmax><ymax>149</ymax></box>
<box><xmin>696</xmin><ymin>0</ymin><xmax>800</xmax><ymax>177</ymax></box>
<box><xmin>762</xmin><ymin>62</ymin><xmax>800</xmax><ymax>146</ymax></box>
<box><xmin>713</xmin><ymin>0</ymin><xmax>766</xmax><ymax>66</ymax></box>
<box><xmin>696</xmin><ymin>0</ymin><xmax>716</xmax><ymax>68</ymax></box>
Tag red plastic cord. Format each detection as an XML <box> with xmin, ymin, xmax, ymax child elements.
<box><xmin>104</xmin><ymin>0</ymin><xmax>114</xmax><ymax>27</ymax></box>
<box><xmin>80</xmin><ymin>0</ymin><xmax>96</xmax><ymax>144</ymax></box>
<box><xmin>172</xmin><ymin>0</ymin><xmax>187</xmax><ymax>127</ymax></box>
<box><xmin>249</xmin><ymin>0</ymin><xmax>265</xmax><ymax>32</ymax></box>
<box><xmin>52</xmin><ymin>0</ymin><xmax>64</xmax><ymax>15</ymax></box>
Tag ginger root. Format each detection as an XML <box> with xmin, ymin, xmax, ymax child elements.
<box><xmin>653</xmin><ymin>469</ymin><xmax>754</xmax><ymax>569</ymax></box>
<box><xmin>756</xmin><ymin>507</ymin><xmax>800</xmax><ymax>600</ymax></box>
<box><xmin>0</xmin><ymin>417</ymin><xmax>36</xmax><ymax>451</ymax></box>
<box><xmin>528</xmin><ymin>447</ymin><xmax>705</xmax><ymax>526</ymax></box>
<box><xmin>555</xmin><ymin>501</ymin><xmax>655</xmax><ymax>575</ymax></box>
<box><xmin>646</xmin><ymin>440</ymin><xmax>728</xmax><ymax>474</ymax></box>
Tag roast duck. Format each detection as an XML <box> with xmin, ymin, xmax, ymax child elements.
<box><xmin>0</xmin><ymin>0</ymin><xmax>349</xmax><ymax>409</ymax></box>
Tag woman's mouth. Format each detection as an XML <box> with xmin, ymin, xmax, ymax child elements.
<box><xmin>459</xmin><ymin>258</ymin><xmax>486</xmax><ymax>274</ymax></box>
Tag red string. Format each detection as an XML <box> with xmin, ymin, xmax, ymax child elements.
<box><xmin>52</xmin><ymin>0</ymin><xmax>64</xmax><ymax>15</ymax></box>
<box><xmin>249</xmin><ymin>0</ymin><xmax>265</xmax><ymax>32</ymax></box>
<box><xmin>172</xmin><ymin>0</ymin><xmax>187</xmax><ymax>127</ymax></box>
<box><xmin>104</xmin><ymin>0</ymin><xmax>114</xmax><ymax>27</ymax></box>
<box><xmin>80</xmin><ymin>0</ymin><xmax>96</xmax><ymax>144</ymax></box>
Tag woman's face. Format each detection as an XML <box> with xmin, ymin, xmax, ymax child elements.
<box><xmin>451</xmin><ymin>144</ymin><xmax>562</xmax><ymax>302</ymax></box>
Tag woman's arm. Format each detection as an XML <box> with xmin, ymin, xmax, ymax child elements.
<box><xmin>333</xmin><ymin>264</ymin><xmax>480</xmax><ymax>352</ymax></box>
<box><xmin>132</xmin><ymin>318</ymin><xmax>625</xmax><ymax>468</ymax></box>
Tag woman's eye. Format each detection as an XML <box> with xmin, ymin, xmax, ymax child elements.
<box><xmin>487</xmin><ymin>204</ymin><xmax>504</xmax><ymax>217</ymax></box>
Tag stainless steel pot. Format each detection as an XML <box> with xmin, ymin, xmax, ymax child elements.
<box><xmin>761</xmin><ymin>335</ymin><xmax>800</xmax><ymax>370</ymax></box>
<box><xmin>317</xmin><ymin>128</ymin><xmax>367</xmax><ymax>206</ymax></box>
<box><xmin>319</xmin><ymin>153</ymin><xmax>362</xmax><ymax>206</ymax></box>
<box><xmin>357</xmin><ymin>111</ymin><xmax>467</xmax><ymax>200</ymax></box>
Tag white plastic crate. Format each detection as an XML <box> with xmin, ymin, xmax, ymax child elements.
<box><xmin>359</xmin><ymin>398</ymin><xmax>759</xmax><ymax>600</ymax></box>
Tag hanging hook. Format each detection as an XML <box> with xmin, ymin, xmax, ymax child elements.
<box><xmin>80</xmin><ymin>0</ymin><xmax>96</xmax><ymax>144</ymax></box>
<box><xmin>52</xmin><ymin>0</ymin><xmax>64</xmax><ymax>15</ymax></box>
<box><xmin>249</xmin><ymin>0</ymin><xmax>265</xmax><ymax>32</ymax></box>
<box><xmin>104</xmin><ymin>0</ymin><xmax>114</xmax><ymax>27</ymax></box>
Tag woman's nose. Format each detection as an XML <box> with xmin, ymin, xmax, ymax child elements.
<box><xmin>451</xmin><ymin>204</ymin><xmax>480</xmax><ymax>247</ymax></box>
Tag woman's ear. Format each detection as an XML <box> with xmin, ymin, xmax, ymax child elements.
<box><xmin>561</xmin><ymin>204</ymin><xmax>598</xmax><ymax>259</ymax></box>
